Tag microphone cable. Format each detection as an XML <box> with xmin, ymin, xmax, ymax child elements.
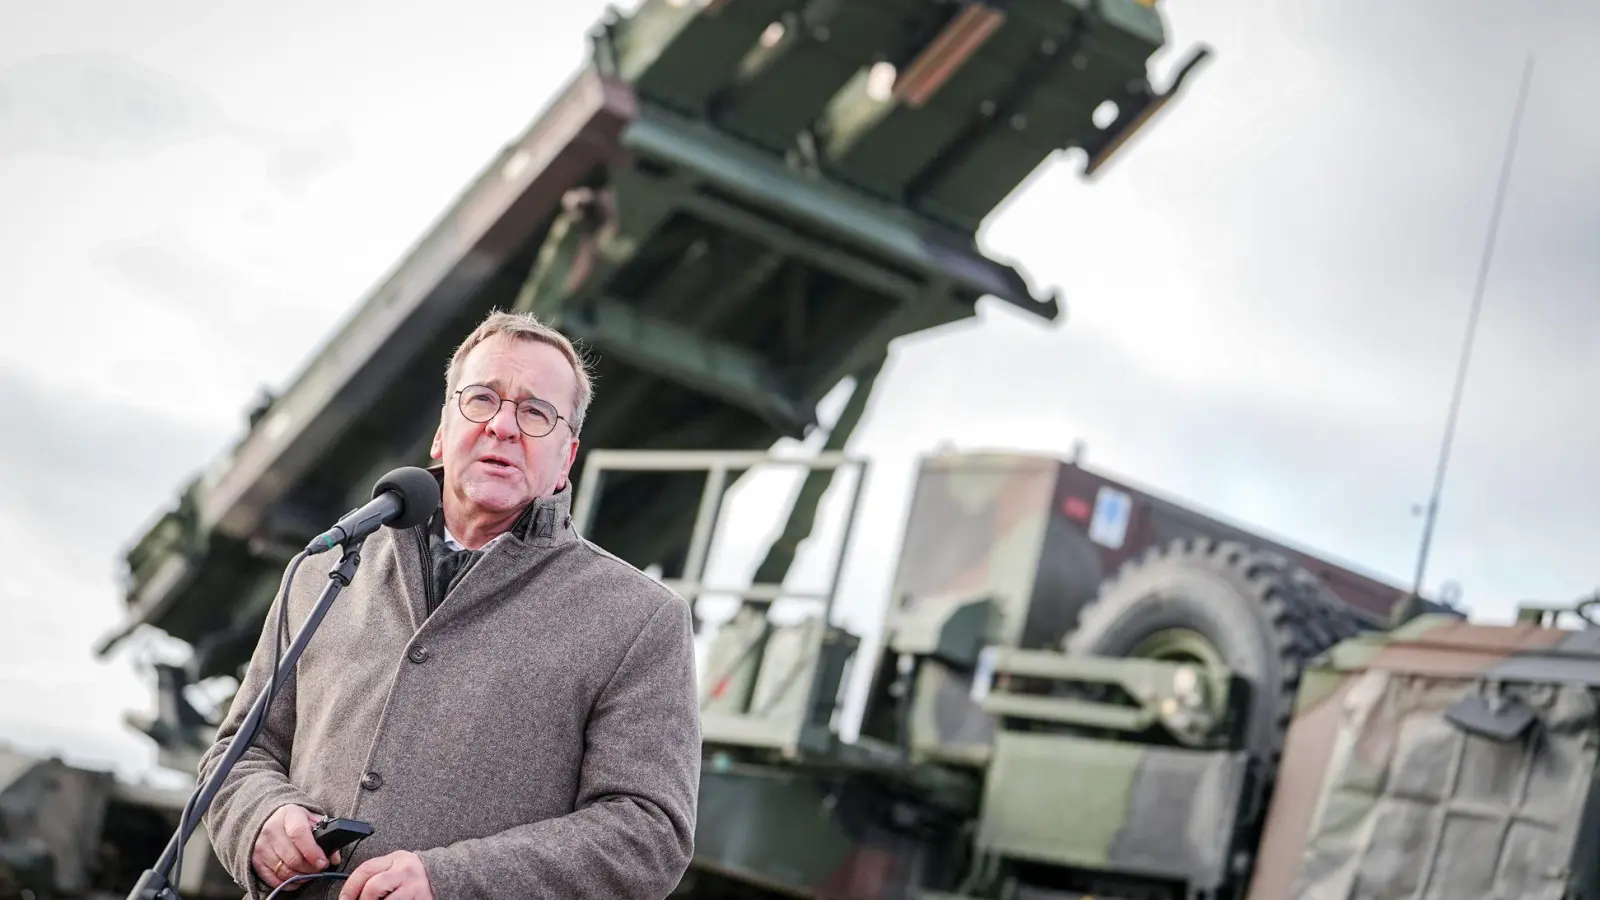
<box><xmin>265</xmin><ymin>873</ymin><xmax>347</xmax><ymax>900</ymax></box>
<box><xmin>261</xmin><ymin>834</ymin><xmax>369</xmax><ymax>900</ymax></box>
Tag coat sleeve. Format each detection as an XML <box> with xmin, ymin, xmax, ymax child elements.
<box><xmin>196</xmin><ymin>554</ymin><xmax>329</xmax><ymax>900</ymax></box>
<box><xmin>416</xmin><ymin>591</ymin><xmax>701</xmax><ymax>899</ymax></box>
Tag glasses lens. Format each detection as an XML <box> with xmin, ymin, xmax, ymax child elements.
<box><xmin>517</xmin><ymin>400</ymin><xmax>556</xmax><ymax>437</ymax></box>
<box><xmin>459</xmin><ymin>386</ymin><xmax>500</xmax><ymax>422</ymax></box>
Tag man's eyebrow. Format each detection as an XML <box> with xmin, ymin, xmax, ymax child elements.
<box><xmin>476</xmin><ymin>378</ymin><xmax>551</xmax><ymax>404</ymax></box>
<box><xmin>472</xmin><ymin>378</ymin><xmax>515</xmax><ymax>395</ymax></box>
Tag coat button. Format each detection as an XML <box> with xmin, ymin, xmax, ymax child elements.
<box><xmin>361</xmin><ymin>772</ymin><xmax>383</xmax><ymax>791</ymax></box>
<box><xmin>408</xmin><ymin>645</ymin><xmax>429</xmax><ymax>664</ymax></box>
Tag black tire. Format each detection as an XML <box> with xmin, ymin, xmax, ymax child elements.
<box><xmin>1064</xmin><ymin>536</ymin><xmax>1336</xmax><ymax>775</ymax></box>
<box><xmin>1286</xmin><ymin>566</ymin><xmax>1380</xmax><ymax>640</ymax></box>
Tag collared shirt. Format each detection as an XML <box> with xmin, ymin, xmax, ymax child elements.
<box><xmin>441</xmin><ymin>523</ymin><xmax>507</xmax><ymax>553</ymax></box>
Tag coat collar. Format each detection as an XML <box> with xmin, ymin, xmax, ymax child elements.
<box><xmin>424</xmin><ymin>463</ymin><xmax>577</xmax><ymax>548</ymax></box>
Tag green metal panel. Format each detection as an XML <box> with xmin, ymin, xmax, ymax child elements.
<box><xmin>813</xmin><ymin>0</ymin><xmax>1169</xmax><ymax>231</ymax></box>
<box><xmin>975</xmin><ymin>732</ymin><xmax>1247</xmax><ymax>891</ymax></box>
<box><xmin>605</xmin><ymin>0</ymin><xmax>790</xmax><ymax>112</ymax></box>
<box><xmin>704</xmin><ymin>1</ymin><xmax>932</xmax><ymax>154</ymax></box>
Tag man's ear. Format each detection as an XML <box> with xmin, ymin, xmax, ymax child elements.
<box><xmin>557</xmin><ymin>438</ymin><xmax>580</xmax><ymax>490</ymax></box>
<box><xmin>429</xmin><ymin>423</ymin><xmax>444</xmax><ymax>461</ymax></box>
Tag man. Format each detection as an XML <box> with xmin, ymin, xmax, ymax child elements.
<box><xmin>198</xmin><ymin>310</ymin><xmax>702</xmax><ymax>900</ymax></box>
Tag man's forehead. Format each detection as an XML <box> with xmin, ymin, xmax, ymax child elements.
<box><xmin>460</xmin><ymin>337</ymin><xmax>573</xmax><ymax>398</ymax></box>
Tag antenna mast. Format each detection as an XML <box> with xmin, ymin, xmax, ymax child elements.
<box><xmin>1411</xmin><ymin>53</ymin><xmax>1535</xmax><ymax>599</ymax></box>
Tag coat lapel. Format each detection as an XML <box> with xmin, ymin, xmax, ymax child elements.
<box><xmin>389</xmin><ymin>523</ymin><xmax>434</xmax><ymax>630</ymax></box>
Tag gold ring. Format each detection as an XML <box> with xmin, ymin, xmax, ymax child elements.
<box><xmin>273</xmin><ymin>860</ymin><xmax>285</xmax><ymax>877</ymax></box>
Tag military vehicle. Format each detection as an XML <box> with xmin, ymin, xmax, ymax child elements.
<box><xmin>565</xmin><ymin>447</ymin><xmax>1600</xmax><ymax>900</ymax></box>
<box><xmin>0</xmin><ymin>748</ymin><xmax>206</xmax><ymax>899</ymax></box>
<box><xmin>9</xmin><ymin>1</ymin><xmax>1596</xmax><ymax>899</ymax></box>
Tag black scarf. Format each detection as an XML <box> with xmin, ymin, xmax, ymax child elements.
<box><xmin>421</xmin><ymin>501</ymin><xmax>555</xmax><ymax>616</ymax></box>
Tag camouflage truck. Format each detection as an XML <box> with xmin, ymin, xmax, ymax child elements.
<box><xmin>567</xmin><ymin>447</ymin><xmax>1598</xmax><ymax>900</ymax></box>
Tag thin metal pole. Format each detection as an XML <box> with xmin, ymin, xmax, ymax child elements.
<box><xmin>1411</xmin><ymin>53</ymin><xmax>1535</xmax><ymax>598</ymax></box>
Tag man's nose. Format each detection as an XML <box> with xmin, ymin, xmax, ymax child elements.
<box><xmin>485</xmin><ymin>401</ymin><xmax>521</xmax><ymax>438</ymax></box>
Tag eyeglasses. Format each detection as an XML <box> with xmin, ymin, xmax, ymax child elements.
<box><xmin>454</xmin><ymin>384</ymin><xmax>571</xmax><ymax>438</ymax></box>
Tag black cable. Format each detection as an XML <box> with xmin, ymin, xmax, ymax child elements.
<box><xmin>264</xmin><ymin>872</ymin><xmax>350</xmax><ymax>900</ymax></box>
<box><xmin>170</xmin><ymin>549</ymin><xmax>311</xmax><ymax>893</ymax></box>
<box><xmin>261</xmin><ymin>834</ymin><xmax>367</xmax><ymax>900</ymax></box>
<box><xmin>339</xmin><ymin>836</ymin><xmax>368</xmax><ymax>871</ymax></box>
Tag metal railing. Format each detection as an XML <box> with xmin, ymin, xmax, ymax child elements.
<box><xmin>570</xmin><ymin>448</ymin><xmax>871</xmax><ymax>628</ymax></box>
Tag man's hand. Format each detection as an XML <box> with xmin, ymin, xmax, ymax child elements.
<box><xmin>338</xmin><ymin>850</ymin><xmax>433</xmax><ymax>900</ymax></box>
<box><xmin>253</xmin><ymin>804</ymin><xmax>336</xmax><ymax>891</ymax></box>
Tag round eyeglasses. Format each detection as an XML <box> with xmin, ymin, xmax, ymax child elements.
<box><xmin>454</xmin><ymin>384</ymin><xmax>570</xmax><ymax>438</ymax></box>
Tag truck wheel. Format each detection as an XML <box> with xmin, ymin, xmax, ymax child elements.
<box><xmin>1064</xmin><ymin>536</ymin><xmax>1335</xmax><ymax>775</ymax></box>
<box><xmin>1289</xmin><ymin>567</ymin><xmax>1380</xmax><ymax>638</ymax></box>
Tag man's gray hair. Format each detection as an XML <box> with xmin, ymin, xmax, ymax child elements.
<box><xmin>444</xmin><ymin>309</ymin><xmax>595</xmax><ymax>435</ymax></box>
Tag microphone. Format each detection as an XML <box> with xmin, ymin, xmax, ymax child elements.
<box><xmin>304</xmin><ymin>466</ymin><xmax>441</xmax><ymax>553</ymax></box>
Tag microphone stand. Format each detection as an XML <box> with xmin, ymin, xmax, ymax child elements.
<box><xmin>127</xmin><ymin>545</ymin><xmax>364</xmax><ymax>900</ymax></box>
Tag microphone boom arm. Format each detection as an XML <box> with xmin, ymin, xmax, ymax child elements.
<box><xmin>127</xmin><ymin>546</ymin><xmax>364</xmax><ymax>900</ymax></box>
<box><xmin>126</xmin><ymin>464</ymin><xmax>436</xmax><ymax>899</ymax></box>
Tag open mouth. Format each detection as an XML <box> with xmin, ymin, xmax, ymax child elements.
<box><xmin>479</xmin><ymin>457</ymin><xmax>516</xmax><ymax>470</ymax></box>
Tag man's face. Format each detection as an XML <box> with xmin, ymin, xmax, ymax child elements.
<box><xmin>430</xmin><ymin>333</ymin><xmax>580</xmax><ymax>519</ymax></box>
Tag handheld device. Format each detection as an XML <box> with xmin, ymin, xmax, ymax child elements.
<box><xmin>312</xmin><ymin>817</ymin><xmax>375</xmax><ymax>855</ymax></box>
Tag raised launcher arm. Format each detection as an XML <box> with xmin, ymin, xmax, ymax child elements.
<box><xmin>101</xmin><ymin>0</ymin><xmax>1205</xmax><ymax>759</ymax></box>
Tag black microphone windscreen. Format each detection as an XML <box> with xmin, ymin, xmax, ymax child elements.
<box><xmin>372</xmin><ymin>466</ymin><xmax>441</xmax><ymax>530</ymax></box>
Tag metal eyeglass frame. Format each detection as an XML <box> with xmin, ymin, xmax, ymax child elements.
<box><xmin>453</xmin><ymin>384</ymin><xmax>572</xmax><ymax>438</ymax></box>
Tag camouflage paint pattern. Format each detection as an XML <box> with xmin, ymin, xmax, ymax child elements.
<box><xmin>974</xmin><ymin>731</ymin><xmax>1249</xmax><ymax>892</ymax></box>
<box><xmin>884</xmin><ymin>452</ymin><xmax>1060</xmax><ymax>650</ymax></box>
<box><xmin>866</xmin><ymin>451</ymin><xmax>1409</xmax><ymax>770</ymax></box>
<box><xmin>1247</xmin><ymin>614</ymin><xmax>1600</xmax><ymax>900</ymax></box>
<box><xmin>872</xmin><ymin>452</ymin><xmax>1060</xmax><ymax>766</ymax></box>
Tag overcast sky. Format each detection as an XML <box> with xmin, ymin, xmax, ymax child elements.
<box><xmin>1</xmin><ymin>1</ymin><xmax>1595</xmax><ymax>780</ymax></box>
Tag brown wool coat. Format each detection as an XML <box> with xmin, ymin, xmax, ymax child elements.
<box><xmin>198</xmin><ymin>480</ymin><xmax>701</xmax><ymax>900</ymax></box>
